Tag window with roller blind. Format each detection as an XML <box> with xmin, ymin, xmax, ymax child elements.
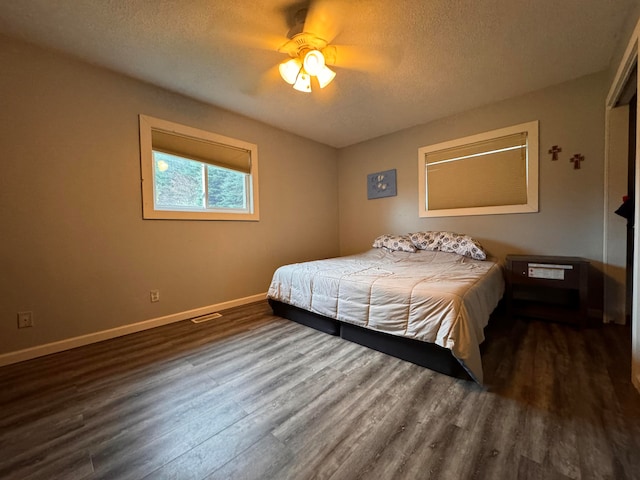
<box><xmin>139</xmin><ymin>115</ymin><xmax>259</xmax><ymax>221</ymax></box>
<box><xmin>418</xmin><ymin>121</ymin><xmax>539</xmax><ymax>217</ymax></box>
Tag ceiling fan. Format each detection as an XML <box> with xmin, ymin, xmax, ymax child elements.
<box><xmin>216</xmin><ymin>0</ymin><xmax>389</xmax><ymax>96</ymax></box>
<box><xmin>276</xmin><ymin>2</ymin><xmax>344</xmax><ymax>93</ymax></box>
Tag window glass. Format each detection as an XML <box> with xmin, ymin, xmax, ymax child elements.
<box><xmin>153</xmin><ymin>151</ymin><xmax>205</xmax><ymax>210</ymax></box>
<box><xmin>206</xmin><ymin>165</ymin><xmax>247</xmax><ymax>210</ymax></box>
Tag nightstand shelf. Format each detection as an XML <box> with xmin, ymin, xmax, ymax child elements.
<box><xmin>505</xmin><ymin>255</ymin><xmax>589</xmax><ymax>327</ymax></box>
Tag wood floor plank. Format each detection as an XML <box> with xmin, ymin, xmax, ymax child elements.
<box><xmin>269</xmin><ymin>358</ymin><xmax>432</xmax><ymax>479</ymax></box>
<box><xmin>0</xmin><ymin>382</ymin><xmax>81</xmax><ymax>431</ymax></box>
<box><xmin>0</xmin><ymin>411</ymin><xmax>85</xmax><ymax>460</ymax></box>
<box><xmin>181</xmin><ymin>319</ymin><xmax>301</xmax><ymax>368</ymax></box>
<box><xmin>203</xmin><ymin>433</ymin><xmax>294</xmax><ymax>480</ymax></box>
<box><xmin>140</xmin><ymin>416</ymin><xmax>268</xmax><ymax>480</ymax></box>
<box><xmin>86</xmin><ymin>376</ymin><xmax>230</xmax><ymax>460</ymax></box>
<box><xmin>91</xmin><ymin>400</ymin><xmax>248</xmax><ymax>480</ymax></box>
<box><xmin>325</xmin><ymin>373</ymin><xmax>456</xmax><ymax>479</ymax></box>
<box><xmin>0</xmin><ymin>300</ymin><xmax>638</xmax><ymax>480</ymax></box>
<box><xmin>141</xmin><ymin>362</ymin><xmax>347</xmax><ymax>479</ymax></box>
<box><xmin>23</xmin><ymin>450</ymin><xmax>94</xmax><ymax>480</ymax></box>
<box><xmin>469</xmin><ymin>395</ymin><xmax>526</xmax><ymax>480</ymax></box>
<box><xmin>399</xmin><ymin>382</ymin><xmax>489</xmax><ymax>480</ymax></box>
<box><xmin>516</xmin><ymin>455</ymin><xmax>573</xmax><ymax>480</ymax></box>
<box><xmin>0</xmin><ymin>442</ymin><xmax>94</xmax><ymax>480</ymax></box>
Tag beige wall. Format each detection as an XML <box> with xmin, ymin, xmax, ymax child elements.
<box><xmin>338</xmin><ymin>72</ymin><xmax>608</xmax><ymax>274</ymax></box>
<box><xmin>0</xmin><ymin>36</ymin><xmax>339</xmax><ymax>355</ymax></box>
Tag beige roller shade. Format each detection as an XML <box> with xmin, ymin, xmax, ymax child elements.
<box><xmin>151</xmin><ymin>129</ymin><xmax>252</xmax><ymax>174</ymax></box>
<box><xmin>425</xmin><ymin>132</ymin><xmax>528</xmax><ymax>210</ymax></box>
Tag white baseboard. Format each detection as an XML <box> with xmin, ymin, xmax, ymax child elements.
<box><xmin>0</xmin><ymin>292</ymin><xmax>267</xmax><ymax>368</ymax></box>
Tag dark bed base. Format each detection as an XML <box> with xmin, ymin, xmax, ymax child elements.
<box><xmin>268</xmin><ymin>299</ymin><xmax>471</xmax><ymax>380</ymax></box>
<box><xmin>269</xmin><ymin>299</ymin><xmax>340</xmax><ymax>335</ymax></box>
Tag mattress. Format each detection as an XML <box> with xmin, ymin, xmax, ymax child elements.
<box><xmin>267</xmin><ymin>248</ymin><xmax>505</xmax><ymax>383</ymax></box>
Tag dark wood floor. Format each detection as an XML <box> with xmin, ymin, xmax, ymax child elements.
<box><xmin>0</xmin><ymin>300</ymin><xmax>638</xmax><ymax>480</ymax></box>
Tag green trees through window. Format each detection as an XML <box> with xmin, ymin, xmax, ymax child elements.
<box><xmin>153</xmin><ymin>151</ymin><xmax>247</xmax><ymax>211</ymax></box>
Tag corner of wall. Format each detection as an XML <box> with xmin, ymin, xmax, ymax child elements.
<box><xmin>0</xmin><ymin>293</ymin><xmax>266</xmax><ymax>368</ymax></box>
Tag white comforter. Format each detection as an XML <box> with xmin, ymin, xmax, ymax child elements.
<box><xmin>267</xmin><ymin>248</ymin><xmax>504</xmax><ymax>383</ymax></box>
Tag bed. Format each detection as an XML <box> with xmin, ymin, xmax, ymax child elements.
<box><xmin>267</xmin><ymin>232</ymin><xmax>505</xmax><ymax>383</ymax></box>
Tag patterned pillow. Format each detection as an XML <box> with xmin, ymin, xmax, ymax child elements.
<box><xmin>408</xmin><ymin>231</ymin><xmax>440</xmax><ymax>251</ymax></box>
<box><xmin>372</xmin><ymin>234</ymin><xmax>417</xmax><ymax>253</ymax></box>
<box><xmin>409</xmin><ymin>231</ymin><xmax>487</xmax><ymax>260</ymax></box>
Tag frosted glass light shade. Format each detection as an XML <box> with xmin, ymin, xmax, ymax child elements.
<box><xmin>303</xmin><ymin>49</ymin><xmax>325</xmax><ymax>76</ymax></box>
<box><xmin>279</xmin><ymin>58</ymin><xmax>302</xmax><ymax>85</ymax></box>
<box><xmin>280</xmin><ymin>47</ymin><xmax>336</xmax><ymax>92</ymax></box>
<box><xmin>316</xmin><ymin>65</ymin><xmax>336</xmax><ymax>88</ymax></box>
<box><xmin>293</xmin><ymin>72</ymin><xmax>311</xmax><ymax>92</ymax></box>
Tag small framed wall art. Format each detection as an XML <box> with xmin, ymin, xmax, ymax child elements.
<box><xmin>367</xmin><ymin>169</ymin><xmax>397</xmax><ymax>199</ymax></box>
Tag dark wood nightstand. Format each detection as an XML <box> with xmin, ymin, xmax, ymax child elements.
<box><xmin>505</xmin><ymin>254</ymin><xmax>589</xmax><ymax>327</ymax></box>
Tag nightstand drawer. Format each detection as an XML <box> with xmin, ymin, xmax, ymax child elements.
<box><xmin>509</xmin><ymin>260</ymin><xmax>582</xmax><ymax>289</ymax></box>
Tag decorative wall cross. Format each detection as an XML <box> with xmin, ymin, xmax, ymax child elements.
<box><xmin>570</xmin><ymin>153</ymin><xmax>585</xmax><ymax>170</ymax></box>
<box><xmin>548</xmin><ymin>145</ymin><xmax>562</xmax><ymax>161</ymax></box>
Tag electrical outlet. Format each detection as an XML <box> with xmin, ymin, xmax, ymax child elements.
<box><xmin>17</xmin><ymin>311</ymin><xmax>34</xmax><ymax>328</ymax></box>
<box><xmin>150</xmin><ymin>290</ymin><xmax>160</xmax><ymax>303</ymax></box>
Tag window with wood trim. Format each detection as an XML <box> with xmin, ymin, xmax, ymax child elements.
<box><xmin>418</xmin><ymin>121</ymin><xmax>539</xmax><ymax>217</ymax></box>
<box><xmin>139</xmin><ymin>115</ymin><xmax>259</xmax><ymax>221</ymax></box>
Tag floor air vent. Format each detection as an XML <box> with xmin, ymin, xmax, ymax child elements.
<box><xmin>190</xmin><ymin>312</ymin><xmax>222</xmax><ymax>324</ymax></box>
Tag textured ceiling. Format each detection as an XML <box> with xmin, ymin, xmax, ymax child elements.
<box><xmin>0</xmin><ymin>0</ymin><xmax>636</xmax><ymax>147</ymax></box>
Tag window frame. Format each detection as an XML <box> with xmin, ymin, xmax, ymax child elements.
<box><xmin>139</xmin><ymin>114</ymin><xmax>259</xmax><ymax>221</ymax></box>
<box><xmin>417</xmin><ymin>121</ymin><xmax>539</xmax><ymax>218</ymax></box>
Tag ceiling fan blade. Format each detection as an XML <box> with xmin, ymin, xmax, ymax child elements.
<box><xmin>312</xmin><ymin>78</ymin><xmax>339</xmax><ymax>104</ymax></box>
<box><xmin>304</xmin><ymin>0</ymin><xmax>345</xmax><ymax>43</ymax></box>
<box><xmin>214</xmin><ymin>29</ymin><xmax>289</xmax><ymax>53</ymax></box>
<box><xmin>329</xmin><ymin>45</ymin><xmax>394</xmax><ymax>73</ymax></box>
<box><xmin>240</xmin><ymin>63</ymin><xmax>284</xmax><ymax>97</ymax></box>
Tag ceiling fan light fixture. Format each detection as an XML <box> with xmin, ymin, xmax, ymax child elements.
<box><xmin>302</xmin><ymin>49</ymin><xmax>325</xmax><ymax>76</ymax></box>
<box><xmin>279</xmin><ymin>58</ymin><xmax>302</xmax><ymax>85</ymax></box>
<box><xmin>276</xmin><ymin>16</ymin><xmax>337</xmax><ymax>93</ymax></box>
<box><xmin>293</xmin><ymin>71</ymin><xmax>311</xmax><ymax>92</ymax></box>
<box><xmin>316</xmin><ymin>65</ymin><xmax>336</xmax><ymax>89</ymax></box>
